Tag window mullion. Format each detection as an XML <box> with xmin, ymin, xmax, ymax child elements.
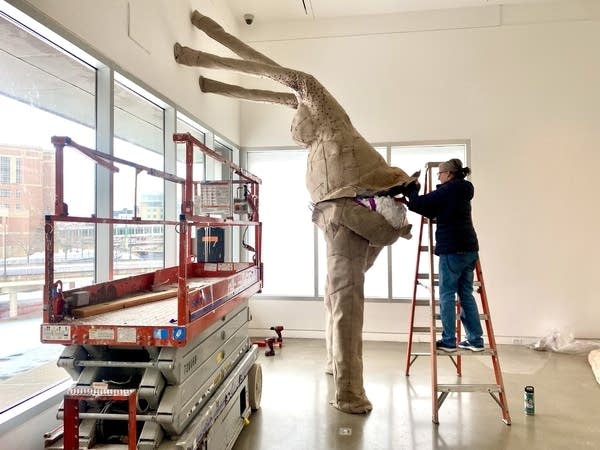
<box><xmin>164</xmin><ymin>107</ymin><xmax>177</xmax><ymax>267</ymax></box>
<box><xmin>95</xmin><ymin>64</ymin><xmax>114</xmax><ymax>283</ymax></box>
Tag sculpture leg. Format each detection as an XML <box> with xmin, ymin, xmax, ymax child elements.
<box><xmin>200</xmin><ymin>77</ymin><xmax>298</xmax><ymax>108</ymax></box>
<box><xmin>191</xmin><ymin>11</ymin><xmax>279</xmax><ymax>66</ymax></box>
<box><xmin>174</xmin><ymin>44</ymin><xmax>305</xmax><ymax>93</ymax></box>
<box><xmin>323</xmin><ymin>224</ymin><xmax>374</xmax><ymax>414</ymax></box>
<box><xmin>324</xmin><ymin>238</ymin><xmax>381</xmax><ymax>379</ymax></box>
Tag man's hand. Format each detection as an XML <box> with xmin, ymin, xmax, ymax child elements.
<box><xmin>405</xmin><ymin>180</ymin><xmax>421</xmax><ymax>196</ymax></box>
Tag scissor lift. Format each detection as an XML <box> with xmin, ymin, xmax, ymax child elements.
<box><xmin>41</xmin><ymin>134</ymin><xmax>263</xmax><ymax>449</ymax></box>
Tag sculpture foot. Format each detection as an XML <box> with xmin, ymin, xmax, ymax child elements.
<box><xmin>173</xmin><ymin>42</ymin><xmax>182</xmax><ymax>62</ymax></box>
<box><xmin>199</xmin><ymin>76</ymin><xmax>208</xmax><ymax>92</ymax></box>
<box><xmin>174</xmin><ymin>45</ymin><xmax>212</xmax><ymax>68</ymax></box>
<box><xmin>191</xmin><ymin>10</ymin><xmax>224</xmax><ymax>33</ymax></box>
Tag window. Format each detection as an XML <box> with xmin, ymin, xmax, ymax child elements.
<box><xmin>113</xmin><ymin>78</ymin><xmax>165</xmax><ymax>277</ymax></box>
<box><xmin>15</xmin><ymin>158</ymin><xmax>22</xmax><ymax>183</ymax></box>
<box><xmin>390</xmin><ymin>144</ymin><xmax>466</xmax><ymax>299</ymax></box>
<box><xmin>177</xmin><ymin>114</ymin><xmax>206</xmax><ymax>144</ymax></box>
<box><xmin>0</xmin><ymin>3</ymin><xmax>235</xmax><ymax>417</ymax></box>
<box><xmin>0</xmin><ymin>11</ymin><xmax>96</xmax><ymax>410</ymax></box>
<box><xmin>176</xmin><ymin>114</ymin><xmax>206</xmax><ymax>211</ymax></box>
<box><xmin>248</xmin><ymin>143</ymin><xmax>467</xmax><ymax>300</ymax></box>
<box><xmin>0</xmin><ymin>157</ymin><xmax>9</xmax><ymax>183</ymax></box>
<box><xmin>247</xmin><ymin>149</ymin><xmax>314</xmax><ymax>296</ymax></box>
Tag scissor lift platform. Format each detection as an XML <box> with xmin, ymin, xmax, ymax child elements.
<box><xmin>41</xmin><ymin>264</ymin><xmax>261</xmax><ymax>348</ymax></box>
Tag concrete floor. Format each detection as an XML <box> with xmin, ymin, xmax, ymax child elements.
<box><xmin>233</xmin><ymin>338</ymin><xmax>600</xmax><ymax>450</ymax></box>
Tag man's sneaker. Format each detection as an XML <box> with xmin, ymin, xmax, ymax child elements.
<box><xmin>458</xmin><ymin>340</ymin><xmax>485</xmax><ymax>352</ymax></box>
<box><xmin>436</xmin><ymin>340</ymin><xmax>457</xmax><ymax>353</ymax></box>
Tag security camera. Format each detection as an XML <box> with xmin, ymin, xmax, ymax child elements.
<box><xmin>244</xmin><ymin>13</ymin><xmax>254</xmax><ymax>25</ymax></box>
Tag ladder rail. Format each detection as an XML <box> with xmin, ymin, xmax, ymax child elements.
<box><xmin>425</xmin><ymin>164</ymin><xmax>440</xmax><ymax>421</ymax></box>
<box><xmin>476</xmin><ymin>260</ymin><xmax>512</xmax><ymax>424</ymax></box>
<box><xmin>427</xmin><ymin>209</ymin><xmax>439</xmax><ymax>423</ymax></box>
<box><xmin>404</xmin><ymin>217</ymin><xmax>426</xmax><ymax>375</ymax></box>
<box><xmin>405</xmin><ymin>164</ymin><xmax>439</xmax><ymax>371</ymax></box>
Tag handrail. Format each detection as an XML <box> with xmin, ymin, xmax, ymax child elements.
<box><xmin>173</xmin><ymin>133</ymin><xmax>262</xmax><ymax>184</ymax></box>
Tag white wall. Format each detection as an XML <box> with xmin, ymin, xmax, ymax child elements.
<box><xmin>239</xmin><ymin>2</ymin><xmax>600</xmax><ymax>340</ymax></box>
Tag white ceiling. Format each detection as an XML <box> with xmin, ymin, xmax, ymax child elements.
<box><xmin>225</xmin><ymin>0</ymin><xmax>552</xmax><ymax>24</ymax></box>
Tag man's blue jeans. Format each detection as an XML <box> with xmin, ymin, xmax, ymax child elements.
<box><xmin>438</xmin><ymin>252</ymin><xmax>483</xmax><ymax>347</ymax></box>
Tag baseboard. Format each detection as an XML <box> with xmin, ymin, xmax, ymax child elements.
<box><xmin>248</xmin><ymin>328</ymin><xmax>539</xmax><ymax>346</ymax></box>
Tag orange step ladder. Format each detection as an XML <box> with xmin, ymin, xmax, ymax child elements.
<box><xmin>404</xmin><ymin>161</ymin><xmax>511</xmax><ymax>425</ymax></box>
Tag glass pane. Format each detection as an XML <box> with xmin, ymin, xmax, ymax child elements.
<box><xmin>213</xmin><ymin>140</ymin><xmax>237</xmax><ymax>261</ymax></box>
<box><xmin>390</xmin><ymin>144</ymin><xmax>466</xmax><ymax>299</ymax></box>
<box><xmin>247</xmin><ymin>150</ymin><xmax>313</xmax><ymax>296</ymax></box>
<box><xmin>113</xmin><ymin>80</ymin><xmax>164</xmax><ymax>278</ymax></box>
<box><xmin>0</xmin><ymin>13</ymin><xmax>95</xmax><ymax>406</ymax></box>
<box><xmin>177</xmin><ymin>116</ymin><xmax>206</xmax><ymax>144</ymax></box>
<box><xmin>176</xmin><ymin>116</ymin><xmax>205</xmax><ymax>188</ymax></box>
<box><xmin>213</xmin><ymin>140</ymin><xmax>233</xmax><ymax>183</ymax></box>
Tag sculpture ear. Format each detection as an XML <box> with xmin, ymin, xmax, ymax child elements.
<box><xmin>375</xmin><ymin>177</ymin><xmax>420</xmax><ymax>197</ymax></box>
<box><xmin>291</xmin><ymin>104</ymin><xmax>316</xmax><ymax>146</ymax></box>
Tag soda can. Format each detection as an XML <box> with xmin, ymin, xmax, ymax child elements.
<box><xmin>524</xmin><ymin>385</ymin><xmax>535</xmax><ymax>415</ymax></box>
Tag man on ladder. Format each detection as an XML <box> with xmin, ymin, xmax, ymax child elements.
<box><xmin>404</xmin><ymin>158</ymin><xmax>484</xmax><ymax>352</ymax></box>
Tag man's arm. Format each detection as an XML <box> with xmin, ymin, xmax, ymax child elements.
<box><xmin>406</xmin><ymin>186</ymin><xmax>445</xmax><ymax>219</ymax></box>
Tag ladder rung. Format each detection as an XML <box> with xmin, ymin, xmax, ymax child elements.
<box><xmin>435</xmin><ymin>348</ymin><xmax>496</xmax><ymax>356</ymax></box>
<box><xmin>417</xmin><ymin>274</ymin><xmax>482</xmax><ymax>290</ymax></box>
<box><xmin>437</xmin><ymin>384</ymin><xmax>501</xmax><ymax>393</ymax></box>
<box><xmin>418</xmin><ymin>273</ymin><xmax>438</xmax><ymax>280</ymax></box>
<box><xmin>412</xmin><ymin>326</ymin><xmax>443</xmax><ymax>333</ymax></box>
<box><xmin>419</xmin><ymin>245</ymin><xmax>432</xmax><ymax>252</ymax></box>
<box><xmin>433</xmin><ymin>313</ymin><xmax>489</xmax><ymax>321</ymax></box>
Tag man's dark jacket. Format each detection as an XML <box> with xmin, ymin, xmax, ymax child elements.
<box><xmin>407</xmin><ymin>178</ymin><xmax>479</xmax><ymax>255</ymax></box>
